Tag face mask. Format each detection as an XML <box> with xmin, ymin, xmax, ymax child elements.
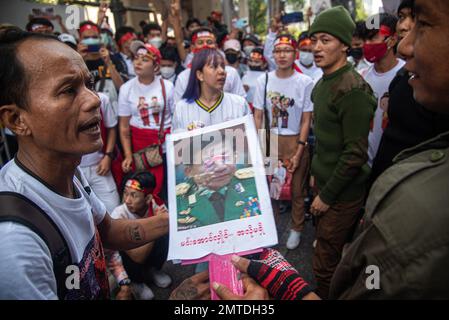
<box><xmin>299</xmin><ymin>51</ymin><xmax>314</xmax><ymax>67</ymax></box>
<box><xmin>148</xmin><ymin>37</ymin><xmax>163</xmax><ymax>49</ymax></box>
<box><xmin>243</xmin><ymin>46</ymin><xmax>256</xmax><ymax>57</ymax></box>
<box><xmin>81</xmin><ymin>37</ymin><xmax>100</xmax><ymax>46</ymax></box>
<box><xmin>160</xmin><ymin>66</ymin><xmax>176</xmax><ymax>79</ymax></box>
<box><xmin>349</xmin><ymin>47</ymin><xmax>364</xmax><ymax>61</ymax></box>
<box><xmin>363</xmin><ymin>42</ymin><xmax>388</xmax><ymax>63</ymax></box>
<box><xmin>225</xmin><ymin>52</ymin><xmax>239</xmax><ymax>64</ymax></box>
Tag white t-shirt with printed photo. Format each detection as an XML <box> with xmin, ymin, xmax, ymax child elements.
<box><xmin>0</xmin><ymin>160</ymin><xmax>107</xmax><ymax>299</ymax></box>
<box><xmin>80</xmin><ymin>92</ymin><xmax>118</xmax><ymax>168</ymax></box>
<box><xmin>173</xmin><ymin>65</ymin><xmax>246</xmax><ymax>103</ymax></box>
<box><xmin>363</xmin><ymin>59</ymin><xmax>405</xmax><ymax>165</ymax></box>
<box><xmin>118</xmin><ymin>76</ymin><xmax>175</xmax><ymax>130</ymax></box>
<box><xmin>172</xmin><ymin>92</ymin><xmax>250</xmax><ymax>133</ymax></box>
<box><xmin>253</xmin><ymin>71</ymin><xmax>314</xmax><ymax>136</ymax></box>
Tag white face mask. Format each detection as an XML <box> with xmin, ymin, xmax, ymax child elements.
<box><xmin>243</xmin><ymin>46</ymin><xmax>256</xmax><ymax>57</ymax></box>
<box><xmin>299</xmin><ymin>51</ymin><xmax>314</xmax><ymax>67</ymax></box>
<box><xmin>160</xmin><ymin>66</ymin><xmax>176</xmax><ymax>79</ymax></box>
<box><xmin>148</xmin><ymin>37</ymin><xmax>163</xmax><ymax>49</ymax></box>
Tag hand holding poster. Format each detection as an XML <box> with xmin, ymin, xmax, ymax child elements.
<box><xmin>166</xmin><ymin>115</ymin><xmax>278</xmax><ymax>261</ymax></box>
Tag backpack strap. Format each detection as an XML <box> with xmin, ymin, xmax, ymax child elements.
<box><xmin>0</xmin><ymin>192</ymin><xmax>71</xmax><ymax>299</ymax></box>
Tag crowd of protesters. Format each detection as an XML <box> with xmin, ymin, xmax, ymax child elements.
<box><xmin>0</xmin><ymin>0</ymin><xmax>448</xmax><ymax>300</ymax></box>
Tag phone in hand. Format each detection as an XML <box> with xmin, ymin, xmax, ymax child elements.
<box><xmin>232</xmin><ymin>17</ymin><xmax>249</xmax><ymax>29</ymax></box>
<box><xmin>86</xmin><ymin>44</ymin><xmax>101</xmax><ymax>53</ymax></box>
<box><xmin>281</xmin><ymin>12</ymin><xmax>304</xmax><ymax>25</ymax></box>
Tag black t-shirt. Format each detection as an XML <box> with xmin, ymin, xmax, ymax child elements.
<box><xmin>370</xmin><ymin>68</ymin><xmax>449</xmax><ymax>184</ymax></box>
<box><xmin>85</xmin><ymin>55</ymin><xmax>128</xmax><ymax>85</ymax></box>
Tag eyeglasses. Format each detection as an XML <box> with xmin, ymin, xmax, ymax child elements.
<box><xmin>273</xmin><ymin>49</ymin><xmax>296</xmax><ymax>55</ymax></box>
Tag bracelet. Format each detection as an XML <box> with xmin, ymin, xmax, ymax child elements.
<box><xmin>297</xmin><ymin>140</ymin><xmax>308</xmax><ymax>146</ymax></box>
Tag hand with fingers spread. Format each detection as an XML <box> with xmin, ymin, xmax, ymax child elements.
<box><xmin>218</xmin><ymin>249</ymin><xmax>320</xmax><ymax>300</ymax></box>
<box><xmin>169</xmin><ymin>271</ymin><xmax>211</xmax><ymax>300</ymax></box>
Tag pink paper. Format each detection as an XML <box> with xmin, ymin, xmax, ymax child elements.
<box><xmin>209</xmin><ymin>253</ymin><xmax>243</xmax><ymax>300</ymax></box>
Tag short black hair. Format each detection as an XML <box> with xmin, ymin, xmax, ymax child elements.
<box><xmin>25</xmin><ymin>17</ymin><xmax>54</xmax><ymax>32</ymax></box>
<box><xmin>115</xmin><ymin>26</ymin><xmax>135</xmax><ymax>44</ymax></box>
<box><xmin>121</xmin><ymin>171</ymin><xmax>156</xmax><ymax>196</ymax></box>
<box><xmin>160</xmin><ymin>45</ymin><xmax>179</xmax><ymax>62</ymax></box>
<box><xmin>353</xmin><ymin>20</ymin><xmax>367</xmax><ymax>39</ymax></box>
<box><xmin>142</xmin><ymin>23</ymin><xmax>162</xmax><ymax>37</ymax></box>
<box><xmin>364</xmin><ymin>13</ymin><xmax>398</xmax><ymax>40</ymax></box>
<box><xmin>186</xmin><ymin>18</ymin><xmax>201</xmax><ymax>30</ymax></box>
<box><xmin>0</xmin><ymin>28</ymin><xmax>58</xmax><ymax>110</ymax></box>
<box><xmin>398</xmin><ymin>0</ymin><xmax>415</xmax><ymax>15</ymax></box>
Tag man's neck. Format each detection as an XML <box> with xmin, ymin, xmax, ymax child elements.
<box><xmin>275</xmin><ymin>67</ymin><xmax>295</xmax><ymax>79</ymax></box>
<box><xmin>16</xmin><ymin>146</ymin><xmax>81</xmax><ymax>198</ymax></box>
<box><xmin>138</xmin><ymin>74</ymin><xmax>155</xmax><ymax>85</ymax></box>
<box><xmin>199</xmin><ymin>86</ymin><xmax>222</xmax><ymax>106</ymax></box>
<box><xmin>374</xmin><ymin>53</ymin><xmax>398</xmax><ymax>74</ymax></box>
<box><xmin>322</xmin><ymin>55</ymin><xmax>348</xmax><ymax>76</ymax></box>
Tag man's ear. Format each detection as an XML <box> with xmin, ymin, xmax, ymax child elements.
<box><xmin>0</xmin><ymin>104</ymin><xmax>31</xmax><ymax>137</ymax></box>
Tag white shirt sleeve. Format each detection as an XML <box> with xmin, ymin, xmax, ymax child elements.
<box><xmin>164</xmin><ymin>80</ymin><xmax>176</xmax><ymax>117</ymax></box>
<box><xmin>99</xmin><ymin>93</ymin><xmax>118</xmax><ymax>128</ymax></box>
<box><xmin>171</xmin><ymin>100</ymin><xmax>185</xmax><ymax>133</ymax></box>
<box><xmin>252</xmin><ymin>73</ymin><xmax>267</xmax><ymax>110</ymax></box>
<box><xmin>264</xmin><ymin>30</ymin><xmax>277</xmax><ymax>72</ymax></box>
<box><xmin>0</xmin><ymin>222</ymin><xmax>58</xmax><ymax>300</ymax></box>
<box><xmin>227</xmin><ymin>67</ymin><xmax>246</xmax><ymax>98</ymax></box>
<box><xmin>117</xmin><ymin>82</ymin><xmax>132</xmax><ymax>117</ymax></box>
<box><xmin>303</xmin><ymin>78</ymin><xmax>315</xmax><ymax>113</ymax></box>
<box><xmin>174</xmin><ymin>70</ymin><xmax>188</xmax><ymax>104</ymax></box>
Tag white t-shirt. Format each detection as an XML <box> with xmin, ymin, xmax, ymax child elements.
<box><xmin>242</xmin><ymin>70</ymin><xmax>265</xmax><ymax>105</ymax></box>
<box><xmin>0</xmin><ymin>160</ymin><xmax>107</xmax><ymax>299</ymax></box>
<box><xmin>253</xmin><ymin>71</ymin><xmax>314</xmax><ymax>136</ymax></box>
<box><xmin>295</xmin><ymin>61</ymin><xmax>323</xmax><ymax>83</ymax></box>
<box><xmin>120</xmin><ymin>52</ymin><xmax>135</xmax><ymax>78</ymax></box>
<box><xmin>80</xmin><ymin>93</ymin><xmax>118</xmax><ymax>168</ymax></box>
<box><xmin>118</xmin><ymin>76</ymin><xmax>175</xmax><ymax>130</ymax></box>
<box><xmin>172</xmin><ymin>92</ymin><xmax>250</xmax><ymax>133</ymax></box>
<box><xmin>363</xmin><ymin>59</ymin><xmax>405</xmax><ymax>165</ymax></box>
<box><xmin>174</xmin><ymin>66</ymin><xmax>246</xmax><ymax>103</ymax></box>
<box><xmin>111</xmin><ymin>203</ymin><xmax>142</xmax><ymax>220</ymax></box>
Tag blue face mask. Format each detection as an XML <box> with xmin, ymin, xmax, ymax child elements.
<box><xmin>81</xmin><ymin>37</ymin><xmax>101</xmax><ymax>46</ymax></box>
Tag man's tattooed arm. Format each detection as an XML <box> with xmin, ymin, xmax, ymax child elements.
<box><xmin>98</xmin><ymin>211</ymin><xmax>169</xmax><ymax>251</ymax></box>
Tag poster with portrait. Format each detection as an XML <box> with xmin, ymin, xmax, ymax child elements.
<box><xmin>166</xmin><ymin>115</ymin><xmax>278</xmax><ymax>261</ymax></box>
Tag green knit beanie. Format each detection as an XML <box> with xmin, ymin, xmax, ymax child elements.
<box><xmin>309</xmin><ymin>6</ymin><xmax>355</xmax><ymax>47</ymax></box>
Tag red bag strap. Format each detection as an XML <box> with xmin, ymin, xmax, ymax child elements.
<box><xmin>158</xmin><ymin>78</ymin><xmax>167</xmax><ymax>143</ymax></box>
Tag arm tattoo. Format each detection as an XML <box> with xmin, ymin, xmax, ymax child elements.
<box><xmin>128</xmin><ymin>223</ymin><xmax>145</xmax><ymax>243</ymax></box>
<box><xmin>169</xmin><ymin>279</ymin><xmax>199</xmax><ymax>300</ymax></box>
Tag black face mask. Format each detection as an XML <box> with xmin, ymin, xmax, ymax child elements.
<box><xmin>349</xmin><ymin>47</ymin><xmax>364</xmax><ymax>60</ymax></box>
<box><xmin>249</xmin><ymin>65</ymin><xmax>264</xmax><ymax>71</ymax></box>
<box><xmin>225</xmin><ymin>52</ymin><xmax>239</xmax><ymax>64</ymax></box>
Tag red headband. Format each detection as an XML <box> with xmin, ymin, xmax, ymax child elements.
<box><xmin>191</xmin><ymin>31</ymin><xmax>215</xmax><ymax>44</ymax></box>
<box><xmin>274</xmin><ymin>36</ymin><xmax>297</xmax><ymax>49</ymax></box>
<box><xmin>299</xmin><ymin>38</ymin><xmax>312</xmax><ymax>48</ymax></box>
<box><xmin>125</xmin><ymin>179</ymin><xmax>153</xmax><ymax>196</ymax></box>
<box><xmin>118</xmin><ymin>32</ymin><xmax>136</xmax><ymax>46</ymax></box>
<box><xmin>79</xmin><ymin>23</ymin><xmax>99</xmax><ymax>35</ymax></box>
<box><xmin>379</xmin><ymin>25</ymin><xmax>393</xmax><ymax>37</ymax></box>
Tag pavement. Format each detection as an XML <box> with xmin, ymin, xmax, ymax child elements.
<box><xmin>150</xmin><ymin>206</ymin><xmax>317</xmax><ymax>300</ymax></box>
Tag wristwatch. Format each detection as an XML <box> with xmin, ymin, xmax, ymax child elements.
<box><xmin>119</xmin><ymin>278</ymin><xmax>131</xmax><ymax>286</ymax></box>
<box><xmin>297</xmin><ymin>140</ymin><xmax>308</xmax><ymax>146</ymax></box>
<box><xmin>104</xmin><ymin>152</ymin><xmax>114</xmax><ymax>159</ymax></box>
